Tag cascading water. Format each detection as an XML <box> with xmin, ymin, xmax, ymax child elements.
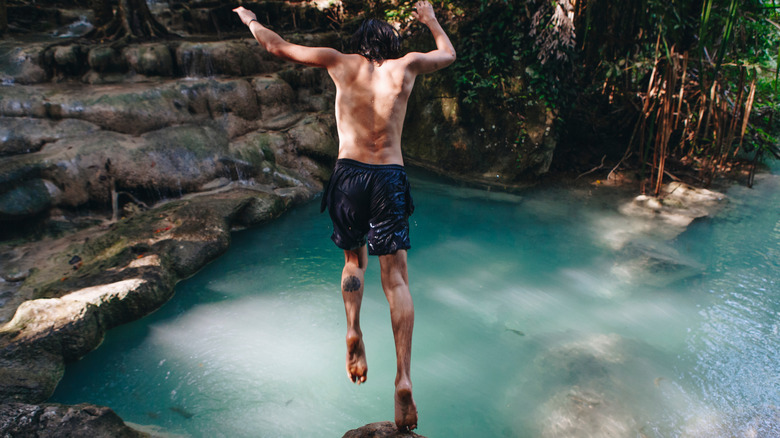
<box><xmin>51</xmin><ymin>164</ymin><xmax>780</xmax><ymax>437</ymax></box>
<box><xmin>51</xmin><ymin>16</ymin><xmax>94</xmax><ymax>38</ymax></box>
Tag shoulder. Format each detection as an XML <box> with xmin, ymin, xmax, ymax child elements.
<box><xmin>397</xmin><ymin>52</ymin><xmax>429</xmax><ymax>74</ymax></box>
<box><xmin>326</xmin><ymin>53</ymin><xmax>369</xmax><ymax>79</ymax></box>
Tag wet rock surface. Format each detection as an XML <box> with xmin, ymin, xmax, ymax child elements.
<box><xmin>0</xmin><ymin>75</ymin><xmax>335</xmax><ymax>227</ymax></box>
<box><xmin>0</xmin><ymin>187</ymin><xmax>305</xmax><ymax>400</ymax></box>
<box><xmin>0</xmin><ymin>402</ymin><xmax>147</xmax><ymax>438</ymax></box>
<box><xmin>342</xmin><ymin>421</ymin><xmax>427</xmax><ymax>438</ymax></box>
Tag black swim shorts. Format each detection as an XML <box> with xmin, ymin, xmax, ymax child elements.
<box><xmin>320</xmin><ymin>158</ymin><xmax>414</xmax><ymax>255</ymax></box>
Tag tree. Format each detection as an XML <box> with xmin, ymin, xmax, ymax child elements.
<box><xmin>85</xmin><ymin>0</ymin><xmax>175</xmax><ymax>41</ymax></box>
<box><xmin>1</xmin><ymin>0</ymin><xmax>8</xmax><ymax>37</ymax></box>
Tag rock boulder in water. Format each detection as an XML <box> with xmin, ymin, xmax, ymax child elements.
<box><xmin>342</xmin><ymin>421</ymin><xmax>426</xmax><ymax>438</ymax></box>
<box><xmin>0</xmin><ymin>403</ymin><xmax>147</xmax><ymax>438</ymax></box>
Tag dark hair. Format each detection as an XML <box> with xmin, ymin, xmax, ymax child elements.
<box><xmin>350</xmin><ymin>19</ymin><xmax>402</xmax><ymax>62</ymax></box>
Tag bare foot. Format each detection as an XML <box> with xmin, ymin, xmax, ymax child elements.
<box><xmin>346</xmin><ymin>330</ymin><xmax>367</xmax><ymax>384</ymax></box>
<box><xmin>394</xmin><ymin>379</ymin><xmax>417</xmax><ymax>431</ymax></box>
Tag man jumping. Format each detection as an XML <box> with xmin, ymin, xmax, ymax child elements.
<box><xmin>234</xmin><ymin>1</ymin><xmax>455</xmax><ymax>430</ymax></box>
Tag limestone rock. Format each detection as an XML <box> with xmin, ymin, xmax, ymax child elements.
<box><xmin>0</xmin><ymin>187</ymin><xmax>319</xmax><ymax>403</ymax></box>
<box><xmin>0</xmin><ymin>117</ymin><xmax>101</xmax><ymax>157</ymax></box>
<box><xmin>252</xmin><ymin>74</ymin><xmax>296</xmax><ymax>119</ymax></box>
<box><xmin>0</xmin><ymin>80</ymin><xmax>270</xmax><ymax>136</ymax></box>
<box><xmin>233</xmin><ymin>190</ymin><xmax>287</xmax><ymax>226</ymax></box>
<box><xmin>0</xmin><ymin>273</ymin><xmax>174</xmax><ymax>402</ymax></box>
<box><xmin>123</xmin><ymin>43</ymin><xmax>174</xmax><ymax>77</ymax></box>
<box><xmin>0</xmin><ymin>44</ymin><xmax>49</xmax><ymax>85</ymax></box>
<box><xmin>175</xmin><ymin>40</ymin><xmax>268</xmax><ymax>77</ymax></box>
<box><xmin>619</xmin><ymin>182</ymin><xmax>726</xmax><ymax>241</ymax></box>
<box><xmin>0</xmin><ymin>86</ymin><xmax>48</xmax><ymax>118</ymax></box>
<box><xmin>176</xmin><ymin>78</ymin><xmax>260</xmax><ymax>122</ymax></box>
<box><xmin>0</xmin><ymin>402</ymin><xmax>147</xmax><ymax>438</ymax></box>
<box><xmin>288</xmin><ymin>115</ymin><xmax>338</xmax><ymax>161</ymax></box>
<box><xmin>49</xmin><ymin>44</ymin><xmax>87</xmax><ymax>77</ymax></box>
<box><xmin>0</xmin><ymin>179</ymin><xmax>52</xmax><ymax>221</ymax></box>
<box><xmin>342</xmin><ymin>421</ymin><xmax>426</xmax><ymax>438</ymax></box>
<box><xmin>0</xmin><ymin>347</ymin><xmax>64</xmax><ymax>403</ymax></box>
<box><xmin>88</xmin><ymin>46</ymin><xmax>127</xmax><ymax>74</ymax></box>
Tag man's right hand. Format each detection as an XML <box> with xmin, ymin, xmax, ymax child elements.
<box><xmin>412</xmin><ymin>1</ymin><xmax>437</xmax><ymax>26</ymax></box>
<box><xmin>233</xmin><ymin>6</ymin><xmax>258</xmax><ymax>27</ymax></box>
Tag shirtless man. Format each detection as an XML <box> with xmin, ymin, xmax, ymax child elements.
<box><xmin>234</xmin><ymin>2</ymin><xmax>455</xmax><ymax>430</ymax></box>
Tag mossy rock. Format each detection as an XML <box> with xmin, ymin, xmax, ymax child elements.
<box><xmin>0</xmin><ymin>179</ymin><xmax>52</xmax><ymax>221</ymax></box>
<box><xmin>252</xmin><ymin>74</ymin><xmax>295</xmax><ymax>119</ymax></box>
<box><xmin>0</xmin><ymin>86</ymin><xmax>48</xmax><ymax>118</ymax></box>
<box><xmin>175</xmin><ymin>41</ymin><xmax>266</xmax><ymax>77</ymax></box>
<box><xmin>87</xmin><ymin>46</ymin><xmax>127</xmax><ymax>74</ymax></box>
<box><xmin>288</xmin><ymin>115</ymin><xmax>337</xmax><ymax>161</ymax></box>
<box><xmin>47</xmin><ymin>45</ymin><xmax>87</xmax><ymax>76</ymax></box>
<box><xmin>122</xmin><ymin>43</ymin><xmax>174</xmax><ymax>77</ymax></box>
<box><xmin>0</xmin><ymin>44</ymin><xmax>49</xmax><ymax>85</ymax></box>
<box><xmin>0</xmin><ymin>117</ymin><xmax>101</xmax><ymax>157</ymax></box>
<box><xmin>175</xmin><ymin>78</ymin><xmax>260</xmax><ymax>121</ymax></box>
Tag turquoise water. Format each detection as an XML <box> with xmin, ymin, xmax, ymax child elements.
<box><xmin>52</xmin><ymin>167</ymin><xmax>779</xmax><ymax>437</ymax></box>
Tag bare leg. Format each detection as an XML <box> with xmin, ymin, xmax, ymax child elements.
<box><xmin>342</xmin><ymin>246</ymin><xmax>368</xmax><ymax>384</ymax></box>
<box><xmin>379</xmin><ymin>250</ymin><xmax>417</xmax><ymax>431</ymax></box>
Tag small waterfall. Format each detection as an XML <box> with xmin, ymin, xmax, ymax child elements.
<box><xmin>51</xmin><ymin>16</ymin><xmax>94</xmax><ymax>38</ymax></box>
<box><xmin>179</xmin><ymin>45</ymin><xmax>216</xmax><ymax>79</ymax></box>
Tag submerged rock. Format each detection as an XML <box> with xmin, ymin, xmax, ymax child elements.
<box><xmin>612</xmin><ymin>239</ymin><xmax>705</xmax><ymax>287</ymax></box>
<box><xmin>505</xmin><ymin>333</ymin><xmax>677</xmax><ymax>438</ymax></box>
<box><xmin>601</xmin><ymin>181</ymin><xmax>725</xmax><ymax>287</ymax></box>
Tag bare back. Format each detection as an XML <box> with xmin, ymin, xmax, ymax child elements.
<box><xmin>327</xmin><ymin>55</ymin><xmax>417</xmax><ymax>166</ymax></box>
<box><xmin>235</xmin><ymin>1</ymin><xmax>454</xmax><ymax>167</ymax></box>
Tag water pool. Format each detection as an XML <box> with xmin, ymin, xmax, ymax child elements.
<box><xmin>52</xmin><ymin>168</ymin><xmax>779</xmax><ymax>437</ymax></box>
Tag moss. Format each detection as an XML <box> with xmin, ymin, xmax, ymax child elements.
<box><xmin>140</xmin><ymin>124</ymin><xmax>228</xmax><ymax>159</ymax></box>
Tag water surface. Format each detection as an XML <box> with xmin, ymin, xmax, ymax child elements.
<box><xmin>52</xmin><ymin>167</ymin><xmax>779</xmax><ymax>437</ymax></box>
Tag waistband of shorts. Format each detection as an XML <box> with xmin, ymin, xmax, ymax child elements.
<box><xmin>336</xmin><ymin>158</ymin><xmax>405</xmax><ymax>172</ymax></box>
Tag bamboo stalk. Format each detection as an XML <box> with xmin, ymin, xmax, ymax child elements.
<box><xmin>655</xmin><ymin>60</ymin><xmax>676</xmax><ymax>196</ymax></box>
<box><xmin>674</xmin><ymin>51</ymin><xmax>688</xmax><ymax>129</ymax></box>
<box><xmin>719</xmin><ymin>66</ymin><xmax>746</xmax><ymax>167</ymax></box>
<box><xmin>736</xmin><ymin>72</ymin><xmax>758</xmax><ymax>155</ymax></box>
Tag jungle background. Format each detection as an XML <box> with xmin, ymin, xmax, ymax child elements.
<box><xmin>1</xmin><ymin>0</ymin><xmax>779</xmax><ymax>193</ymax></box>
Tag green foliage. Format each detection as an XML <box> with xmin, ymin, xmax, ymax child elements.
<box><xmin>363</xmin><ymin>0</ymin><xmax>779</xmax><ymax>180</ymax></box>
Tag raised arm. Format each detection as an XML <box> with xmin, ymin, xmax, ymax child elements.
<box><xmin>233</xmin><ymin>6</ymin><xmax>343</xmax><ymax>68</ymax></box>
<box><xmin>407</xmin><ymin>1</ymin><xmax>456</xmax><ymax>75</ymax></box>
